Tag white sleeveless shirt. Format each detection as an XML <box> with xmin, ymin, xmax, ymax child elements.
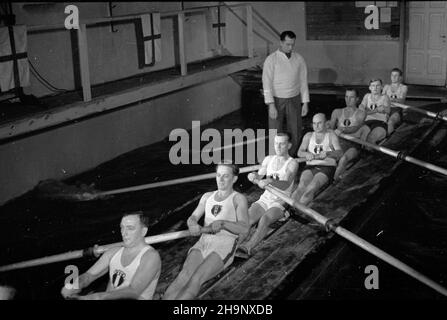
<box><xmin>361</xmin><ymin>93</ymin><xmax>389</xmax><ymax>123</ymax></box>
<box><xmin>260</xmin><ymin>155</ymin><xmax>295</xmax><ymax>202</ymax></box>
<box><xmin>338</xmin><ymin>108</ymin><xmax>360</xmax><ymax>129</ymax></box>
<box><xmin>383</xmin><ymin>83</ymin><xmax>407</xmax><ymax>100</ymax></box>
<box><xmin>307</xmin><ymin>132</ymin><xmax>336</xmax><ymax>166</ymax></box>
<box><xmin>205</xmin><ymin>191</ymin><xmax>238</xmax><ymax>238</ymax></box>
<box><xmin>109</xmin><ymin>246</ymin><xmax>158</xmax><ymax>300</ymax></box>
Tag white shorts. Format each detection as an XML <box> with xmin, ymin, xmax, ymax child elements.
<box><xmin>189</xmin><ymin>234</ymin><xmax>238</xmax><ymax>269</ymax></box>
<box><xmin>254</xmin><ymin>192</ymin><xmax>286</xmax><ymax>212</ymax></box>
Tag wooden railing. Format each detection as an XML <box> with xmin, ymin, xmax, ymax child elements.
<box><xmin>26</xmin><ymin>3</ymin><xmax>260</xmax><ymax>103</ymax></box>
<box><xmin>25</xmin><ymin>3</ymin><xmax>280</xmax><ymax>103</ymax></box>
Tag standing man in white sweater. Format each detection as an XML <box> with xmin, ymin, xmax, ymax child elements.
<box><xmin>262</xmin><ymin>30</ymin><xmax>310</xmax><ymax>156</ymax></box>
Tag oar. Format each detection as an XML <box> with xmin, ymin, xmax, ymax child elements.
<box><xmin>339</xmin><ymin>133</ymin><xmax>447</xmax><ymax>177</ymax></box>
<box><xmin>0</xmin><ymin>229</ymin><xmax>204</xmax><ymax>273</ymax></box>
<box><xmin>45</xmin><ymin>158</ymin><xmax>308</xmax><ymax>202</ymax></box>
<box><xmin>392</xmin><ymin>102</ymin><xmax>447</xmax><ymax>122</ymax></box>
<box><xmin>252</xmin><ymin>178</ymin><xmax>447</xmax><ymax>297</ymax></box>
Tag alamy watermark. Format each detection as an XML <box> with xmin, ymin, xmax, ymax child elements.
<box><xmin>168</xmin><ymin>121</ymin><xmax>277</xmax><ymax>165</ymax></box>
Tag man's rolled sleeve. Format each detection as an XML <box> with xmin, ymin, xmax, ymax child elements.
<box><xmin>262</xmin><ymin>56</ymin><xmax>275</xmax><ymax>105</ymax></box>
<box><xmin>299</xmin><ymin>58</ymin><xmax>310</xmax><ymax>103</ymax></box>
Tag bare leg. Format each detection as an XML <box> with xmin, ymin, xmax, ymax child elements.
<box><xmin>388</xmin><ymin>112</ymin><xmax>401</xmax><ymax>135</ymax></box>
<box><xmin>300</xmin><ymin>173</ymin><xmax>329</xmax><ymax>205</ymax></box>
<box><xmin>243</xmin><ymin>207</ymin><xmax>284</xmax><ymax>254</ymax></box>
<box><xmin>334</xmin><ymin>148</ymin><xmax>359</xmax><ymax>180</ymax></box>
<box><xmin>163</xmin><ymin>249</ymin><xmax>203</xmax><ymax>300</ymax></box>
<box><xmin>238</xmin><ymin>203</ymin><xmax>266</xmax><ymax>245</ymax></box>
<box><xmin>292</xmin><ymin>170</ymin><xmax>313</xmax><ymax>203</ymax></box>
<box><xmin>366</xmin><ymin>127</ymin><xmax>387</xmax><ymax>145</ymax></box>
<box><xmin>175</xmin><ymin>252</ymin><xmax>224</xmax><ymax>300</ymax></box>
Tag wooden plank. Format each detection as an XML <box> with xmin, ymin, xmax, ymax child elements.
<box><xmin>76</xmin><ymin>24</ymin><xmax>92</xmax><ymax>102</ymax></box>
<box><xmin>0</xmin><ymin>56</ymin><xmax>263</xmax><ymax>141</ymax></box>
<box><xmin>246</xmin><ymin>5</ymin><xmax>254</xmax><ymax>58</ymax></box>
<box><xmin>201</xmin><ymin>118</ymin><xmax>435</xmax><ymax>299</ymax></box>
<box><xmin>177</xmin><ymin>13</ymin><xmax>187</xmax><ymax>76</ymax></box>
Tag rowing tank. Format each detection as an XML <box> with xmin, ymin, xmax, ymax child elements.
<box><xmin>152</xmin><ymin>106</ymin><xmax>446</xmax><ymax>300</ymax></box>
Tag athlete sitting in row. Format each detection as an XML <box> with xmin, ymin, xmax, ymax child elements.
<box><xmin>329</xmin><ymin>88</ymin><xmax>369</xmax><ymax>181</ymax></box>
<box><xmin>292</xmin><ymin>113</ymin><xmax>343</xmax><ymax>206</ymax></box>
<box><xmin>359</xmin><ymin>79</ymin><xmax>391</xmax><ymax>145</ymax></box>
<box><xmin>382</xmin><ymin>68</ymin><xmax>408</xmax><ymax>135</ymax></box>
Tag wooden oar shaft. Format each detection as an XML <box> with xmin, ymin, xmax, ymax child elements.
<box><xmin>339</xmin><ymin>133</ymin><xmax>447</xmax><ymax>176</ymax></box>
<box><xmin>0</xmin><ymin>230</ymin><xmax>194</xmax><ymax>273</ymax></box>
<box><xmin>97</xmin><ymin>164</ymin><xmax>262</xmax><ymax>197</ymax></box>
<box><xmin>261</xmin><ymin>182</ymin><xmax>447</xmax><ymax>297</ymax></box>
<box><xmin>392</xmin><ymin>102</ymin><xmax>447</xmax><ymax>122</ymax></box>
<box><xmin>96</xmin><ymin>159</ymin><xmax>307</xmax><ymax>198</ymax></box>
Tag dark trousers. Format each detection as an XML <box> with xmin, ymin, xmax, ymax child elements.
<box><xmin>269</xmin><ymin>95</ymin><xmax>302</xmax><ymax>157</ymax></box>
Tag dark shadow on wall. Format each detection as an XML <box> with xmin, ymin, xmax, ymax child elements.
<box><xmin>240</xmin><ymin>89</ymin><xmax>267</xmax><ymax>129</ymax></box>
<box><xmin>318</xmin><ymin>68</ymin><xmax>338</xmax><ymax>84</ymax></box>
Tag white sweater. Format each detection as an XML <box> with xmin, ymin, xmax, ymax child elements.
<box><xmin>262</xmin><ymin>50</ymin><xmax>310</xmax><ymax>104</ymax></box>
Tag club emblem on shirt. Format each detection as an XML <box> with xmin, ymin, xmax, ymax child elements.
<box><xmin>211</xmin><ymin>205</ymin><xmax>222</xmax><ymax>216</ymax></box>
<box><xmin>343</xmin><ymin>119</ymin><xmax>351</xmax><ymax>127</ymax></box>
<box><xmin>369</xmin><ymin>103</ymin><xmax>377</xmax><ymax>111</ymax></box>
<box><xmin>314</xmin><ymin>145</ymin><xmax>323</xmax><ymax>154</ymax></box>
<box><xmin>112</xmin><ymin>269</ymin><xmax>126</xmax><ymax>288</ymax></box>
<box><xmin>391</xmin><ymin>94</ymin><xmax>397</xmax><ymax>99</ymax></box>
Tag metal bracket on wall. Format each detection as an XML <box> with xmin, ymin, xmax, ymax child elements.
<box><xmin>107</xmin><ymin>2</ymin><xmax>118</xmax><ymax>33</ymax></box>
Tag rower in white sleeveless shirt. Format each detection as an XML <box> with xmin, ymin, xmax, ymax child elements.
<box><xmin>382</xmin><ymin>68</ymin><xmax>408</xmax><ymax>135</ymax></box>
<box><xmin>237</xmin><ymin>132</ymin><xmax>298</xmax><ymax>257</ymax></box>
<box><xmin>329</xmin><ymin>88</ymin><xmax>369</xmax><ymax>180</ymax></box>
<box><xmin>359</xmin><ymin>79</ymin><xmax>391</xmax><ymax>145</ymax></box>
<box><xmin>61</xmin><ymin>212</ymin><xmax>161</xmax><ymax>300</ymax></box>
<box><xmin>292</xmin><ymin>113</ymin><xmax>342</xmax><ymax>206</ymax></box>
<box><xmin>164</xmin><ymin>161</ymin><xmax>249</xmax><ymax>300</ymax></box>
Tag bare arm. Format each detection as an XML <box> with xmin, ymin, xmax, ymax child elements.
<box><xmin>326</xmin><ymin>132</ymin><xmax>343</xmax><ymax>161</ymax></box>
<box><xmin>297</xmin><ymin>133</ymin><xmax>314</xmax><ymax>160</ymax></box>
<box><xmin>378</xmin><ymin>95</ymin><xmax>391</xmax><ymax>114</ymax></box>
<box><xmin>61</xmin><ymin>247</ymin><xmax>119</xmax><ymax>299</ymax></box>
<box><xmin>188</xmin><ymin>192</ymin><xmax>212</xmax><ymax>233</ymax></box>
<box><xmin>329</xmin><ymin>109</ymin><xmax>340</xmax><ymax>130</ymax></box>
<box><xmin>79</xmin><ymin>249</ymin><xmax>161</xmax><ymax>300</ymax></box>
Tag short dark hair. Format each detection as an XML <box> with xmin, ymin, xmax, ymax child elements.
<box><xmin>345</xmin><ymin>88</ymin><xmax>359</xmax><ymax>97</ymax></box>
<box><xmin>369</xmin><ymin>78</ymin><xmax>382</xmax><ymax>85</ymax></box>
<box><xmin>391</xmin><ymin>68</ymin><xmax>403</xmax><ymax>76</ymax></box>
<box><xmin>216</xmin><ymin>160</ymin><xmax>239</xmax><ymax>176</ymax></box>
<box><xmin>122</xmin><ymin>211</ymin><xmax>149</xmax><ymax>228</ymax></box>
<box><xmin>280</xmin><ymin>31</ymin><xmax>296</xmax><ymax>41</ymax></box>
<box><xmin>276</xmin><ymin>132</ymin><xmax>291</xmax><ymax>142</ymax></box>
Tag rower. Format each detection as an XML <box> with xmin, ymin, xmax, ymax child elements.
<box><xmin>329</xmin><ymin>88</ymin><xmax>369</xmax><ymax>181</ymax></box>
<box><xmin>382</xmin><ymin>68</ymin><xmax>408</xmax><ymax>135</ymax></box>
<box><xmin>60</xmin><ymin>211</ymin><xmax>161</xmax><ymax>300</ymax></box>
<box><xmin>237</xmin><ymin>132</ymin><xmax>298</xmax><ymax>257</ymax></box>
<box><xmin>359</xmin><ymin>79</ymin><xmax>391</xmax><ymax>145</ymax></box>
<box><xmin>163</xmin><ymin>161</ymin><xmax>249</xmax><ymax>300</ymax></box>
<box><xmin>292</xmin><ymin>113</ymin><xmax>342</xmax><ymax>205</ymax></box>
